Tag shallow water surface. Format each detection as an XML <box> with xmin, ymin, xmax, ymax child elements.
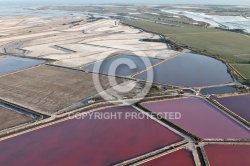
<box><xmin>0</xmin><ymin>56</ymin><xmax>44</xmax><ymax>75</ymax></box>
<box><xmin>162</xmin><ymin>10</ymin><xmax>250</xmax><ymax>33</ymax></box>
<box><xmin>0</xmin><ymin>106</ymin><xmax>183</xmax><ymax>166</ymax></box>
<box><xmin>141</xmin><ymin>97</ymin><xmax>250</xmax><ymax>139</ymax></box>
<box><xmin>214</xmin><ymin>94</ymin><xmax>250</xmax><ymax>122</ymax></box>
<box><xmin>139</xmin><ymin>149</ymin><xmax>195</xmax><ymax>166</ymax></box>
<box><xmin>83</xmin><ymin>54</ymin><xmax>162</xmax><ymax>76</ymax></box>
<box><xmin>205</xmin><ymin>144</ymin><xmax>250</xmax><ymax>166</ymax></box>
<box><xmin>135</xmin><ymin>53</ymin><xmax>234</xmax><ymax>87</ymax></box>
<box><xmin>200</xmin><ymin>86</ymin><xmax>237</xmax><ymax>95</ymax></box>
<box><xmin>0</xmin><ymin>6</ymin><xmax>118</xmax><ymax>18</ymax></box>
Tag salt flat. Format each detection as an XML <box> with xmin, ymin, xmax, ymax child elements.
<box><xmin>0</xmin><ymin>16</ymin><xmax>179</xmax><ymax>68</ymax></box>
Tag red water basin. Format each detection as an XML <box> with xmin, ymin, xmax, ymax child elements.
<box><xmin>139</xmin><ymin>149</ymin><xmax>195</xmax><ymax>166</ymax></box>
<box><xmin>204</xmin><ymin>144</ymin><xmax>250</xmax><ymax>166</ymax></box>
<box><xmin>0</xmin><ymin>106</ymin><xmax>183</xmax><ymax>166</ymax></box>
<box><xmin>141</xmin><ymin>97</ymin><xmax>250</xmax><ymax>139</ymax></box>
<box><xmin>214</xmin><ymin>94</ymin><xmax>250</xmax><ymax>122</ymax></box>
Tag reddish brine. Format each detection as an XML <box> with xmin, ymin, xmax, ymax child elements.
<box><xmin>205</xmin><ymin>144</ymin><xmax>250</xmax><ymax>166</ymax></box>
<box><xmin>214</xmin><ymin>94</ymin><xmax>250</xmax><ymax>122</ymax></box>
<box><xmin>139</xmin><ymin>149</ymin><xmax>195</xmax><ymax>166</ymax></box>
<box><xmin>0</xmin><ymin>106</ymin><xmax>183</xmax><ymax>166</ymax></box>
<box><xmin>141</xmin><ymin>97</ymin><xmax>250</xmax><ymax>139</ymax></box>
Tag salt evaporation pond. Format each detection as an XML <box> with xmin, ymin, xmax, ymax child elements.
<box><xmin>83</xmin><ymin>54</ymin><xmax>162</xmax><ymax>76</ymax></box>
<box><xmin>0</xmin><ymin>6</ymin><xmax>116</xmax><ymax>18</ymax></box>
<box><xmin>141</xmin><ymin>97</ymin><xmax>250</xmax><ymax>139</ymax></box>
<box><xmin>135</xmin><ymin>53</ymin><xmax>234</xmax><ymax>87</ymax></box>
<box><xmin>204</xmin><ymin>144</ymin><xmax>250</xmax><ymax>166</ymax></box>
<box><xmin>200</xmin><ymin>86</ymin><xmax>237</xmax><ymax>95</ymax></box>
<box><xmin>162</xmin><ymin>10</ymin><xmax>250</xmax><ymax>33</ymax></box>
<box><xmin>139</xmin><ymin>149</ymin><xmax>195</xmax><ymax>166</ymax></box>
<box><xmin>0</xmin><ymin>106</ymin><xmax>183</xmax><ymax>166</ymax></box>
<box><xmin>0</xmin><ymin>56</ymin><xmax>44</xmax><ymax>75</ymax></box>
<box><xmin>214</xmin><ymin>94</ymin><xmax>250</xmax><ymax>122</ymax></box>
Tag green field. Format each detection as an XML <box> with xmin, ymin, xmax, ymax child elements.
<box><xmin>123</xmin><ymin>19</ymin><xmax>250</xmax><ymax>62</ymax></box>
<box><xmin>133</xmin><ymin>13</ymin><xmax>198</xmax><ymax>26</ymax></box>
<box><xmin>123</xmin><ymin>19</ymin><xmax>216</xmax><ymax>34</ymax></box>
<box><xmin>170</xmin><ymin>32</ymin><xmax>250</xmax><ymax>63</ymax></box>
<box><xmin>231</xmin><ymin>64</ymin><xmax>250</xmax><ymax>80</ymax></box>
<box><xmin>123</xmin><ymin>19</ymin><xmax>250</xmax><ymax>80</ymax></box>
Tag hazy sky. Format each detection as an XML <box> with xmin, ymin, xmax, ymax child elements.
<box><xmin>0</xmin><ymin>0</ymin><xmax>250</xmax><ymax>6</ymax></box>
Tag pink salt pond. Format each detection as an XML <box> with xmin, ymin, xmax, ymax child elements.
<box><xmin>139</xmin><ymin>149</ymin><xmax>195</xmax><ymax>166</ymax></box>
<box><xmin>214</xmin><ymin>94</ymin><xmax>250</xmax><ymax>123</ymax></box>
<box><xmin>0</xmin><ymin>106</ymin><xmax>183</xmax><ymax>166</ymax></box>
<box><xmin>204</xmin><ymin>144</ymin><xmax>250</xmax><ymax>166</ymax></box>
<box><xmin>141</xmin><ymin>97</ymin><xmax>250</xmax><ymax>139</ymax></box>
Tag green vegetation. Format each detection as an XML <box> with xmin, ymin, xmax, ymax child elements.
<box><xmin>133</xmin><ymin>13</ymin><xmax>198</xmax><ymax>26</ymax></box>
<box><xmin>235</xmin><ymin>54</ymin><xmax>250</xmax><ymax>61</ymax></box>
<box><xmin>123</xmin><ymin>19</ymin><xmax>216</xmax><ymax>34</ymax></box>
<box><xmin>123</xmin><ymin>19</ymin><xmax>250</xmax><ymax>80</ymax></box>
<box><xmin>170</xmin><ymin>32</ymin><xmax>250</xmax><ymax>63</ymax></box>
<box><xmin>231</xmin><ymin>64</ymin><xmax>250</xmax><ymax>80</ymax></box>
